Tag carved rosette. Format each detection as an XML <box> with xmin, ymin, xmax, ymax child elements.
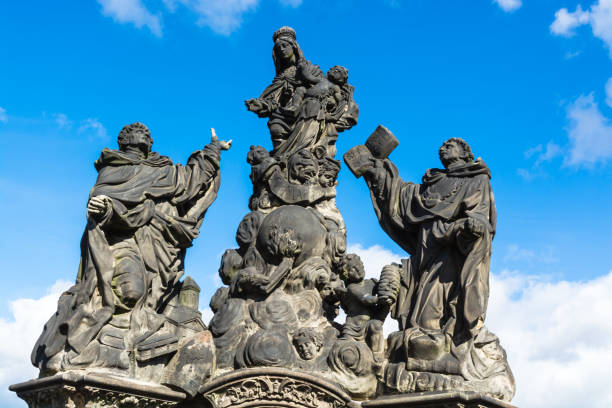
<box><xmin>201</xmin><ymin>368</ymin><xmax>355</xmax><ymax>408</ymax></box>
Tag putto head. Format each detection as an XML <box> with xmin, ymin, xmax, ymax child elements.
<box><xmin>341</xmin><ymin>253</ymin><xmax>365</xmax><ymax>283</ymax></box>
<box><xmin>327</xmin><ymin>65</ymin><xmax>348</xmax><ymax>85</ymax></box>
<box><xmin>117</xmin><ymin>122</ymin><xmax>153</xmax><ymax>154</ymax></box>
<box><xmin>292</xmin><ymin>327</ymin><xmax>324</xmax><ymax>360</ymax></box>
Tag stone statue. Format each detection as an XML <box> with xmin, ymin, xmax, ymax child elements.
<box><xmin>12</xmin><ymin>28</ymin><xmax>517</xmax><ymax>408</ymax></box>
<box><xmin>245</xmin><ymin>26</ymin><xmax>358</xmax><ymax>159</ymax></box>
<box><xmin>31</xmin><ymin>123</ymin><xmax>230</xmax><ymax>384</ymax></box>
<box><xmin>344</xmin><ymin>130</ymin><xmax>515</xmax><ymax>401</ymax></box>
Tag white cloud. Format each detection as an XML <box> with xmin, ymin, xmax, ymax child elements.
<box><xmin>519</xmin><ymin>141</ymin><xmax>563</xmax><ymax>180</ymax></box>
<box><xmin>591</xmin><ymin>0</ymin><xmax>612</xmax><ymax>55</ymax></box>
<box><xmin>550</xmin><ymin>6</ymin><xmax>590</xmax><ymax>36</ymax></box>
<box><xmin>605</xmin><ymin>77</ymin><xmax>612</xmax><ymax>107</ymax></box>
<box><xmin>494</xmin><ymin>0</ymin><xmax>522</xmax><ymax>12</ymax></box>
<box><xmin>0</xmin><ymin>281</ymin><xmax>72</xmax><ymax>407</ymax></box>
<box><xmin>0</xmin><ymin>107</ymin><xmax>7</xmax><ymax>123</ymax></box>
<box><xmin>564</xmin><ymin>93</ymin><xmax>612</xmax><ymax>167</ymax></box>
<box><xmin>97</xmin><ymin>0</ymin><xmax>162</xmax><ymax>37</ymax></box>
<box><xmin>79</xmin><ymin>118</ymin><xmax>108</xmax><ymax>140</ymax></box>
<box><xmin>53</xmin><ymin>113</ymin><xmax>72</xmax><ymax>129</ymax></box>
<box><xmin>487</xmin><ymin>270</ymin><xmax>612</xmax><ymax>407</ymax></box>
<box><xmin>551</xmin><ymin>1</ymin><xmax>612</xmax><ymax>56</ymax></box>
<box><xmin>169</xmin><ymin>0</ymin><xmax>259</xmax><ymax>35</ymax></box>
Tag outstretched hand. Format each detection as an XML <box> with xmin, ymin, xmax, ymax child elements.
<box><xmin>210</xmin><ymin>128</ymin><xmax>232</xmax><ymax>150</ymax></box>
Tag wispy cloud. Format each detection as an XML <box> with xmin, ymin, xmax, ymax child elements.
<box><xmin>551</xmin><ymin>0</ymin><xmax>612</xmax><ymax>57</ymax></box>
<box><xmin>52</xmin><ymin>113</ymin><xmax>73</xmax><ymax>129</ymax></box>
<box><xmin>564</xmin><ymin>93</ymin><xmax>612</xmax><ymax>167</ymax></box>
<box><xmin>518</xmin><ymin>141</ymin><xmax>563</xmax><ymax>180</ymax></box>
<box><xmin>98</xmin><ymin>0</ymin><xmax>306</xmax><ymax>37</ymax></box>
<box><xmin>0</xmin><ymin>107</ymin><xmax>7</xmax><ymax>124</ymax></box>
<box><xmin>605</xmin><ymin>77</ymin><xmax>612</xmax><ymax>107</ymax></box>
<box><xmin>503</xmin><ymin>244</ymin><xmax>558</xmax><ymax>265</ymax></box>
<box><xmin>170</xmin><ymin>0</ymin><xmax>259</xmax><ymax>36</ymax></box>
<box><xmin>97</xmin><ymin>0</ymin><xmax>162</xmax><ymax>37</ymax></box>
<box><xmin>78</xmin><ymin>118</ymin><xmax>108</xmax><ymax>141</ymax></box>
<box><xmin>494</xmin><ymin>0</ymin><xmax>522</xmax><ymax>13</ymax></box>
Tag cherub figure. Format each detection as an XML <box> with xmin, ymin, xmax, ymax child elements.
<box><xmin>273</xmin><ymin>65</ymin><xmax>353</xmax><ymax>157</ymax></box>
<box><xmin>292</xmin><ymin>328</ymin><xmax>324</xmax><ymax>360</ymax></box>
<box><xmin>336</xmin><ymin>254</ymin><xmax>389</xmax><ymax>361</ymax></box>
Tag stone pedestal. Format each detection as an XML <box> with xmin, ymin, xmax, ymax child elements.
<box><xmin>10</xmin><ymin>371</ymin><xmax>516</xmax><ymax>408</ymax></box>
<box><xmin>361</xmin><ymin>391</ymin><xmax>516</xmax><ymax>408</ymax></box>
<box><xmin>9</xmin><ymin>371</ymin><xmax>187</xmax><ymax>408</ymax></box>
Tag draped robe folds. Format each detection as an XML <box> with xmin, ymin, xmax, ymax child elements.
<box><xmin>32</xmin><ymin>145</ymin><xmax>221</xmax><ymax>369</ymax></box>
<box><xmin>364</xmin><ymin>158</ymin><xmax>496</xmax><ymax>341</ymax></box>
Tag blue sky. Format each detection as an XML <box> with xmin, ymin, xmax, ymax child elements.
<box><xmin>1</xmin><ymin>1</ymin><xmax>612</xmax><ymax>407</ymax></box>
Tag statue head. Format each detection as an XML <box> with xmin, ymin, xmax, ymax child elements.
<box><xmin>439</xmin><ymin>137</ymin><xmax>474</xmax><ymax>169</ymax></box>
<box><xmin>341</xmin><ymin>253</ymin><xmax>365</xmax><ymax>284</ymax></box>
<box><xmin>272</xmin><ymin>26</ymin><xmax>304</xmax><ymax>74</ymax></box>
<box><xmin>288</xmin><ymin>149</ymin><xmax>319</xmax><ymax>185</ymax></box>
<box><xmin>117</xmin><ymin>122</ymin><xmax>153</xmax><ymax>155</ymax></box>
<box><xmin>327</xmin><ymin>65</ymin><xmax>348</xmax><ymax>86</ymax></box>
<box><xmin>236</xmin><ymin>211</ymin><xmax>265</xmax><ymax>249</ymax></box>
<box><xmin>292</xmin><ymin>328</ymin><xmax>324</xmax><ymax>360</ymax></box>
<box><xmin>318</xmin><ymin>157</ymin><xmax>341</xmax><ymax>188</ymax></box>
<box><xmin>247</xmin><ymin>145</ymin><xmax>270</xmax><ymax>165</ymax></box>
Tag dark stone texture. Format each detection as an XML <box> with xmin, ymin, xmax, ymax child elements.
<box><xmin>11</xmin><ymin>26</ymin><xmax>517</xmax><ymax>408</ymax></box>
<box><xmin>361</xmin><ymin>391</ymin><xmax>516</xmax><ymax>408</ymax></box>
<box><xmin>345</xmin><ymin>134</ymin><xmax>515</xmax><ymax>401</ymax></box>
<box><xmin>200</xmin><ymin>367</ymin><xmax>357</xmax><ymax>408</ymax></box>
<box><xmin>29</xmin><ymin>124</ymin><xmax>230</xmax><ymax>384</ymax></box>
<box><xmin>9</xmin><ymin>371</ymin><xmax>186</xmax><ymax>408</ymax></box>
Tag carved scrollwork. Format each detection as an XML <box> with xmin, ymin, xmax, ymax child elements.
<box><xmin>203</xmin><ymin>369</ymin><xmax>351</xmax><ymax>408</ymax></box>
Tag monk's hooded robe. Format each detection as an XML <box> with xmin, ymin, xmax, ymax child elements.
<box><xmin>364</xmin><ymin>158</ymin><xmax>495</xmax><ymax>341</ymax></box>
<box><xmin>364</xmin><ymin>158</ymin><xmax>515</xmax><ymax>401</ymax></box>
<box><xmin>32</xmin><ymin>143</ymin><xmax>221</xmax><ymax>371</ymax></box>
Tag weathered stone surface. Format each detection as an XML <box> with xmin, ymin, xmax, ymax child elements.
<box><xmin>200</xmin><ymin>367</ymin><xmax>357</xmax><ymax>408</ymax></box>
<box><xmin>345</xmin><ymin>135</ymin><xmax>515</xmax><ymax>401</ymax></box>
<box><xmin>10</xmin><ymin>371</ymin><xmax>186</xmax><ymax>408</ymax></box>
<box><xmin>29</xmin><ymin>124</ymin><xmax>230</xmax><ymax>386</ymax></box>
<box><xmin>361</xmin><ymin>391</ymin><xmax>516</xmax><ymax>408</ymax></box>
<box><xmin>10</xmin><ymin>25</ymin><xmax>518</xmax><ymax>408</ymax></box>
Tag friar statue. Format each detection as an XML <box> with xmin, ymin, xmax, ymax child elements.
<box><xmin>31</xmin><ymin>123</ymin><xmax>231</xmax><ymax>379</ymax></box>
<box><xmin>346</xmin><ymin>135</ymin><xmax>515</xmax><ymax>401</ymax></box>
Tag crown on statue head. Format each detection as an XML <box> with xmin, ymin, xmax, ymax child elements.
<box><xmin>273</xmin><ymin>26</ymin><xmax>296</xmax><ymax>43</ymax></box>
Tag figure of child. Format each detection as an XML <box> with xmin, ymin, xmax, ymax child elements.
<box><xmin>273</xmin><ymin>65</ymin><xmax>351</xmax><ymax>157</ymax></box>
<box><xmin>335</xmin><ymin>253</ymin><xmax>390</xmax><ymax>361</ymax></box>
<box><xmin>292</xmin><ymin>328</ymin><xmax>325</xmax><ymax>360</ymax></box>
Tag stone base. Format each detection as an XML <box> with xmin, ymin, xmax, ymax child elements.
<box><xmin>10</xmin><ymin>371</ymin><xmax>516</xmax><ymax>408</ymax></box>
<box><xmin>361</xmin><ymin>391</ymin><xmax>516</xmax><ymax>408</ymax></box>
<box><xmin>9</xmin><ymin>371</ymin><xmax>187</xmax><ymax>408</ymax></box>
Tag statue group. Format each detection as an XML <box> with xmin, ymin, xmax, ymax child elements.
<box><xmin>14</xmin><ymin>27</ymin><xmax>516</xmax><ymax>408</ymax></box>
